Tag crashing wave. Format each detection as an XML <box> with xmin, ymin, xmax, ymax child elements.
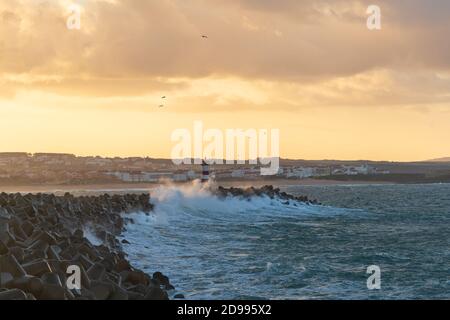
<box><xmin>213</xmin><ymin>185</ymin><xmax>320</xmax><ymax>205</ymax></box>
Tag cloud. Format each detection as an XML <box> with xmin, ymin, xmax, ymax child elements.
<box><xmin>0</xmin><ymin>75</ymin><xmax>188</xmax><ymax>98</ymax></box>
<box><xmin>0</xmin><ymin>0</ymin><xmax>449</xmax><ymax>105</ymax></box>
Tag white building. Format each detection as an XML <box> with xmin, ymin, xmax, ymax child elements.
<box><xmin>173</xmin><ymin>173</ymin><xmax>188</xmax><ymax>182</ymax></box>
<box><xmin>106</xmin><ymin>171</ymin><xmax>172</xmax><ymax>182</ymax></box>
<box><xmin>33</xmin><ymin>153</ymin><xmax>75</xmax><ymax>165</ymax></box>
<box><xmin>231</xmin><ymin>169</ymin><xmax>245</xmax><ymax>178</ymax></box>
<box><xmin>187</xmin><ymin>170</ymin><xmax>198</xmax><ymax>180</ymax></box>
<box><xmin>85</xmin><ymin>157</ymin><xmax>113</xmax><ymax>167</ymax></box>
<box><xmin>286</xmin><ymin>167</ymin><xmax>315</xmax><ymax>179</ymax></box>
<box><xmin>333</xmin><ymin>164</ymin><xmax>374</xmax><ymax>176</ymax></box>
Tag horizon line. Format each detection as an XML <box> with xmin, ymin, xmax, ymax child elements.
<box><xmin>0</xmin><ymin>151</ymin><xmax>448</xmax><ymax>163</ymax></box>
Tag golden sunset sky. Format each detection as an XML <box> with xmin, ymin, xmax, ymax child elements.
<box><xmin>1</xmin><ymin>0</ymin><xmax>449</xmax><ymax>161</ymax></box>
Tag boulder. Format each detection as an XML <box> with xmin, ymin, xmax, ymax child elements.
<box><xmin>115</xmin><ymin>258</ymin><xmax>131</xmax><ymax>273</ymax></box>
<box><xmin>0</xmin><ymin>272</ymin><xmax>14</xmax><ymax>287</ymax></box>
<box><xmin>0</xmin><ymin>239</ymin><xmax>9</xmax><ymax>255</ymax></box>
<box><xmin>5</xmin><ymin>276</ymin><xmax>43</xmax><ymax>298</ymax></box>
<box><xmin>0</xmin><ymin>230</ymin><xmax>17</xmax><ymax>247</ymax></box>
<box><xmin>153</xmin><ymin>271</ymin><xmax>172</xmax><ymax>289</ymax></box>
<box><xmin>73</xmin><ymin>229</ymin><xmax>84</xmax><ymax>239</ymax></box>
<box><xmin>144</xmin><ymin>286</ymin><xmax>169</xmax><ymax>300</ymax></box>
<box><xmin>0</xmin><ymin>254</ymin><xmax>26</xmax><ymax>277</ymax></box>
<box><xmin>41</xmin><ymin>272</ymin><xmax>63</xmax><ymax>287</ymax></box>
<box><xmin>46</xmin><ymin>245</ymin><xmax>61</xmax><ymax>261</ymax></box>
<box><xmin>87</xmin><ymin>263</ymin><xmax>106</xmax><ymax>281</ymax></box>
<box><xmin>109</xmin><ymin>284</ymin><xmax>129</xmax><ymax>300</ymax></box>
<box><xmin>22</xmin><ymin>260</ymin><xmax>52</xmax><ymax>277</ymax></box>
<box><xmin>8</xmin><ymin>246</ymin><xmax>24</xmax><ymax>263</ymax></box>
<box><xmin>0</xmin><ymin>192</ymin><xmax>170</xmax><ymax>301</ymax></box>
<box><xmin>90</xmin><ymin>281</ymin><xmax>113</xmax><ymax>300</ymax></box>
<box><xmin>39</xmin><ymin>284</ymin><xmax>66</xmax><ymax>300</ymax></box>
<box><xmin>0</xmin><ymin>289</ymin><xmax>28</xmax><ymax>300</ymax></box>
<box><xmin>121</xmin><ymin>270</ymin><xmax>148</xmax><ymax>286</ymax></box>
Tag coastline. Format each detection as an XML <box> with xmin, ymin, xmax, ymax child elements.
<box><xmin>0</xmin><ymin>179</ymin><xmax>395</xmax><ymax>194</ymax></box>
<box><xmin>0</xmin><ymin>185</ymin><xmax>314</xmax><ymax>300</ymax></box>
<box><xmin>216</xmin><ymin>178</ymin><xmax>395</xmax><ymax>188</ymax></box>
<box><xmin>2</xmin><ymin>183</ymin><xmax>449</xmax><ymax>299</ymax></box>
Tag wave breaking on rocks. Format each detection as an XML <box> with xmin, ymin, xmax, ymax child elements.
<box><xmin>0</xmin><ymin>185</ymin><xmax>317</xmax><ymax>300</ymax></box>
<box><xmin>214</xmin><ymin>185</ymin><xmax>320</xmax><ymax>205</ymax></box>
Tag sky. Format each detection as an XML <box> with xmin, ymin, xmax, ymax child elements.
<box><xmin>0</xmin><ymin>0</ymin><xmax>449</xmax><ymax>161</ymax></box>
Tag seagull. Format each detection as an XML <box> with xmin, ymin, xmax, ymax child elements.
<box><xmin>201</xmin><ymin>35</ymin><xmax>208</xmax><ymax>39</ymax></box>
<box><xmin>161</xmin><ymin>96</ymin><xmax>166</xmax><ymax>99</ymax></box>
<box><xmin>159</xmin><ymin>105</ymin><xmax>164</xmax><ymax>108</ymax></box>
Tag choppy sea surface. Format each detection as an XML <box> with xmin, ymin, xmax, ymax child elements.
<box><xmin>121</xmin><ymin>183</ymin><xmax>450</xmax><ymax>300</ymax></box>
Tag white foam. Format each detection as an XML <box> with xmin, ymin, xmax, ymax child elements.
<box><xmin>122</xmin><ymin>181</ymin><xmax>348</xmax><ymax>232</ymax></box>
<box><xmin>82</xmin><ymin>226</ymin><xmax>103</xmax><ymax>246</ymax></box>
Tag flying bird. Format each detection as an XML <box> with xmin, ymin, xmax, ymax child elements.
<box><xmin>159</xmin><ymin>105</ymin><xmax>164</xmax><ymax>108</ymax></box>
<box><xmin>201</xmin><ymin>35</ymin><xmax>208</xmax><ymax>39</ymax></box>
<box><xmin>161</xmin><ymin>96</ymin><xmax>166</xmax><ymax>99</ymax></box>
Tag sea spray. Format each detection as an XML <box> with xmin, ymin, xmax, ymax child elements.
<box><xmin>120</xmin><ymin>182</ymin><xmax>351</xmax><ymax>299</ymax></box>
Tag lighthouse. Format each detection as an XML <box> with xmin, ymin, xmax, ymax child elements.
<box><xmin>201</xmin><ymin>160</ymin><xmax>210</xmax><ymax>183</ymax></box>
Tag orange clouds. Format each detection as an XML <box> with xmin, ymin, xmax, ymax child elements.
<box><xmin>1</xmin><ymin>0</ymin><xmax>449</xmax><ymax>80</ymax></box>
<box><xmin>0</xmin><ymin>0</ymin><xmax>449</xmax><ymax>160</ymax></box>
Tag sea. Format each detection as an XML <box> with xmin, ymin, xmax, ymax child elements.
<box><xmin>120</xmin><ymin>182</ymin><xmax>450</xmax><ymax>300</ymax></box>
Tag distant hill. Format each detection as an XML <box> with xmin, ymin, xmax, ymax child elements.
<box><xmin>427</xmin><ymin>157</ymin><xmax>450</xmax><ymax>162</ymax></box>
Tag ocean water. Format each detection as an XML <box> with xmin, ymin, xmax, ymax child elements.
<box><xmin>121</xmin><ymin>182</ymin><xmax>450</xmax><ymax>300</ymax></box>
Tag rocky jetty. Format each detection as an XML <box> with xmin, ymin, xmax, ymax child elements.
<box><xmin>0</xmin><ymin>192</ymin><xmax>173</xmax><ymax>300</ymax></box>
<box><xmin>215</xmin><ymin>185</ymin><xmax>320</xmax><ymax>205</ymax></box>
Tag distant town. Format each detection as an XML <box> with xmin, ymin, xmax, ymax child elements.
<box><xmin>1</xmin><ymin>152</ymin><xmax>450</xmax><ymax>186</ymax></box>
